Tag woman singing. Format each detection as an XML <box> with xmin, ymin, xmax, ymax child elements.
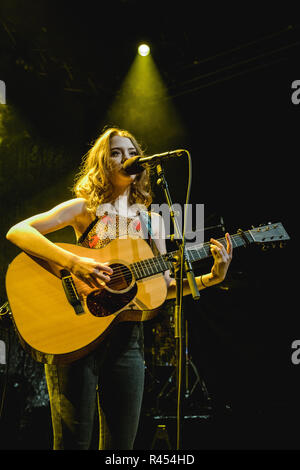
<box><xmin>6</xmin><ymin>127</ymin><xmax>232</xmax><ymax>449</ymax></box>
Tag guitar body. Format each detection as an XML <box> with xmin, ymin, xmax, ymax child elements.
<box><xmin>5</xmin><ymin>238</ymin><xmax>167</xmax><ymax>364</ymax></box>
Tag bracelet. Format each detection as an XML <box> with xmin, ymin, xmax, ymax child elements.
<box><xmin>200</xmin><ymin>275</ymin><xmax>207</xmax><ymax>288</ymax></box>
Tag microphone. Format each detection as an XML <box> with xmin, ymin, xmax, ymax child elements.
<box><xmin>122</xmin><ymin>150</ymin><xmax>186</xmax><ymax>175</ymax></box>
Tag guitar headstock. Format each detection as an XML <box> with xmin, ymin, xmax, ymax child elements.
<box><xmin>248</xmin><ymin>222</ymin><xmax>290</xmax><ymax>247</ymax></box>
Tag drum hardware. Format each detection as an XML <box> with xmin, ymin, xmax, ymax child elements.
<box><xmin>184</xmin><ymin>320</ymin><xmax>210</xmax><ymax>403</ymax></box>
<box><xmin>149</xmin><ymin>312</ymin><xmax>211</xmax><ymax>417</ymax></box>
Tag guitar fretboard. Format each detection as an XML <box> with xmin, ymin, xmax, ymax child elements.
<box><xmin>130</xmin><ymin>230</ymin><xmax>253</xmax><ymax>281</ymax></box>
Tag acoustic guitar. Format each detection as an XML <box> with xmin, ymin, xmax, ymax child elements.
<box><xmin>5</xmin><ymin>222</ymin><xmax>289</xmax><ymax>364</ymax></box>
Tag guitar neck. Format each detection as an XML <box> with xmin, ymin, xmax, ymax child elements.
<box><xmin>130</xmin><ymin>230</ymin><xmax>253</xmax><ymax>281</ymax></box>
<box><xmin>186</xmin><ymin>230</ymin><xmax>251</xmax><ymax>263</ymax></box>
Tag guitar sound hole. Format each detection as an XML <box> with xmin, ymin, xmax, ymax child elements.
<box><xmin>86</xmin><ymin>263</ymin><xmax>136</xmax><ymax>317</ymax></box>
<box><xmin>106</xmin><ymin>263</ymin><xmax>132</xmax><ymax>291</ymax></box>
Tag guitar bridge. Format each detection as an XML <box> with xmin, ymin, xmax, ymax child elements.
<box><xmin>60</xmin><ymin>269</ymin><xmax>85</xmax><ymax>315</ymax></box>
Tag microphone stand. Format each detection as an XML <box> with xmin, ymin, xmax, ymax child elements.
<box><xmin>156</xmin><ymin>162</ymin><xmax>200</xmax><ymax>450</ymax></box>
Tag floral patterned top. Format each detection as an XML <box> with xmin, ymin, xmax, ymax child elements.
<box><xmin>77</xmin><ymin>212</ymin><xmax>153</xmax><ymax>250</ymax></box>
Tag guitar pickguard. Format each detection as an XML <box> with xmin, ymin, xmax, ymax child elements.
<box><xmin>86</xmin><ymin>283</ymin><xmax>138</xmax><ymax>317</ymax></box>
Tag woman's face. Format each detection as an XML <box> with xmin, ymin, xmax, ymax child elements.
<box><xmin>109</xmin><ymin>135</ymin><xmax>138</xmax><ymax>188</ymax></box>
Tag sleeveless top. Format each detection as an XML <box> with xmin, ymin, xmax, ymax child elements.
<box><xmin>77</xmin><ymin>211</ymin><xmax>156</xmax><ymax>254</ymax></box>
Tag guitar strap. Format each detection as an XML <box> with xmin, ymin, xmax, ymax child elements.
<box><xmin>77</xmin><ymin>217</ymin><xmax>99</xmax><ymax>245</ymax></box>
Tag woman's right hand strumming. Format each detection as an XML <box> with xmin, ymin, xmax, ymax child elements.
<box><xmin>6</xmin><ymin>198</ymin><xmax>113</xmax><ymax>290</ymax></box>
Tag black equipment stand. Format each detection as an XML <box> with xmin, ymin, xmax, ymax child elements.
<box><xmin>155</xmin><ymin>159</ymin><xmax>200</xmax><ymax>450</ymax></box>
<box><xmin>154</xmin><ymin>318</ymin><xmax>211</xmax><ymax>414</ymax></box>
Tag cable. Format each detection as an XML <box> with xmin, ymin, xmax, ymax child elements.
<box><xmin>181</xmin><ymin>25</ymin><xmax>299</xmax><ymax>70</ymax></box>
<box><xmin>176</xmin><ymin>150</ymin><xmax>192</xmax><ymax>450</ymax></box>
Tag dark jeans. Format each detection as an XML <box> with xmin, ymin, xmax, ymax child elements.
<box><xmin>45</xmin><ymin>322</ymin><xmax>145</xmax><ymax>450</ymax></box>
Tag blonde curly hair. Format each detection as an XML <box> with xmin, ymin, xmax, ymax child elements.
<box><xmin>73</xmin><ymin>127</ymin><xmax>152</xmax><ymax>214</ymax></box>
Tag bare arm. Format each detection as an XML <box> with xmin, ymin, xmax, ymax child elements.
<box><xmin>150</xmin><ymin>213</ymin><xmax>233</xmax><ymax>299</ymax></box>
<box><xmin>6</xmin><ymin>198</ymin><xmax>86</xmax><ymax>268</ymax></box>
<box><xmin>6</xmin><ymin>198</ymin><xmax>113</xmax><ymax>288</ymax></box>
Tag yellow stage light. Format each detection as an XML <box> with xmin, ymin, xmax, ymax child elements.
<box><xmin>106</xmin><ymin>47</ymin><xmax>185</xmax><ymax>152</ymax></box>
<box><xmin>138</xmin><ymin>44</ymin><xmax>150</xmax><ymax>56</ymax></box>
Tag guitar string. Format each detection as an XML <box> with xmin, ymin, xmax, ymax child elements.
<box><xmin>81</xmin><ymin>227</ymin><xmax>283</xmax><ymax>288</ymax></box>
<box><xmin>105</xmin><ymin>229</ymin><xmax>283</xmax><ymax>286</ymax></box>
<box><xmin>95</xmin><ymin>233</ymin><xmax>248</xmax><ymax>286</ymax></box>
<box><xmin>106</xmin><ymin>232</ymin><xmax>250</xmax><ymax>285</ymax></box>
<box><xmin>98</xmin><ymin>241</ymin><xmax>281</xmax><ymax>288</ymax></box>
<box><xmin>107</xmin><ymin>235</ymin><xmax>233</xmax><ymax>283</ymax></box>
